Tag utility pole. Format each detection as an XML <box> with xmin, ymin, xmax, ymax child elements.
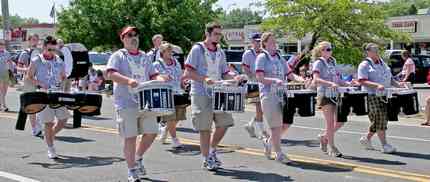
<box><xmin>1</xmin><ymin>0</ymin><xmax>11</xmax><ymax>50</ymax></box>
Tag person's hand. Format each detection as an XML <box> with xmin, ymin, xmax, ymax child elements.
<box><xmin>160</xmin><ymin>75</ymin><xmax>172</xmax><ymax>82</ymax></box>
<box><xmin>274</xmin><ymin>79</ymin><xmax>283</xmax><ymax>86</ymax></box>
<box><xmin>204</xmin><ymin>77</ymin><xmax>215</xmax><ymax>85</ymax></box>
<box><xmin>329</xmin><ymin>82</ymin><xmax>338</xmax><ymax>89</ymax></box>
<box><xmin>128</xmin><ymin>79</ymin><xmax>138</xmax><ymax>88</ymax></box>
<box><xmin>234</xmin><ymin>75</ymin><xmax>245</xmax><ymax>82</ymax></box>
<box><xmin>376</xmin><ymin>84</ymin><xmax>385</xmax><ymax>91</ymax></box>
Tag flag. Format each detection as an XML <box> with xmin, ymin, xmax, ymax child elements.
<box><xmin>49</xmin><ymin>4</ymin><xmax>56</xmax><ymax>18</ymax></box>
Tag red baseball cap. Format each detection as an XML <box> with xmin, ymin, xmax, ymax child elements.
<box><xmin>119</xmin><ymin>26</ymin><xmax>139</xmax><ymax>39</ymax></box>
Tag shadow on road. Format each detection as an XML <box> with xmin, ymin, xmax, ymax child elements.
<box><xmin>342</xmin><ymin>155</ymin><xmax>406</xmax><ymax>165</ymax></box>
<box><xmin>28</xmin><ymin>155</ymin><xmax>124</xmax><ymax>169</ymax></box>
<box><xmin>281</xmin><ymin>139</ymin><xmax>320</xmax><ymax>148</ymax></box>
<box><xmin>391</xmin><ymin>151</ymin><xmax>430</xmax><ymax>160</ymax></box>
<box><xmin>289</xmin><ymin>160</ymin><xmax>352</xmax><ymax>173</ymax></box>
<box><xmin>140</xmin><ymin>177</ymin><xmax>169</xmax><ymax>182</ymax></box>
<box><xmin>82</xmin><ymin>116</ymin><xmax>112</xmax><ymax>121</ymax></box>
<box><xmin>213</xmin><ymin>167</ymin><xmax>294</xmax><ymax>182</ymax></box>
<box><xmin>165</xmin><ymin>144</ymin><xmax>201</xmax><ymax>156</ymax></box>
<box><xmin>55</xmin><ymin>136</ymin><xmax>95</xmax><ymax>143</ymax></box>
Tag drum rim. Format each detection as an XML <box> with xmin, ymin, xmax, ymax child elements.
<box><xmin>23</xmin><ymin>104</ymin><xmax>47</xmax><ymax>114</ymax></box>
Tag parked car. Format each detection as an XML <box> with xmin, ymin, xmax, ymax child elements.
<box><xmin>386</xmin><ymin>53</ymin><xmax>430</xmax><ymax>83</ymax></box>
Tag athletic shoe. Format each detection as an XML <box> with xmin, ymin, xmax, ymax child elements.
<box><xmin>202</xmin><ymin>157</ymin><xmax>218</xmax><ymax>171</ymax></box>
<box><xmin>328</xmin><ymin>146</ymin><xmax>343</xmax><ymax>157</ymax></box>
<box><xmin>359</xmin><ymin>136</ymin><xmax>375</xmax><ymax>150</ymax></box>
<box><xmin>210</xmin><ymin>150</ymin><xmax>222</xmax><ymax>167</ymax></box>
<box><xmin>382</xmin><ymin>144</ymin><xmax>397</xmax><ymax>154</ymax></box>
<box><xmin>171</xmin><ymin>138</ymin><xmax>183</xmax><ymax>149</ymax></box>
<box><xmin>127</xmin><ymin>169</ymin><xmax>141</xmax><ymax>182</ymax></box>
<box><xmin>47</xmin><ymin>147</ymin><xmax>58</xmax><ymax>159</ymax></box>
<box><xmin>275</xmin><ymin>153</ymin><xmax>292</xmax><ymax>164</ymax></box>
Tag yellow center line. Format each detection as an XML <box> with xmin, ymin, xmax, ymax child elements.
<box><xmin>2</xmin><ymin>113</ymin><xmax>430</xmax><ymax>181</ymax></box>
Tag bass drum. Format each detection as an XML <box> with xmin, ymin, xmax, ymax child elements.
<box><xmin>74</xmin><ymin>93</ymin><xmax>103</xmax><ymax>114</ymax></box>
<box><xmin>20</xmin><ymin>92</ymin><xmax>48</xmax><ymax>114</ymax></box>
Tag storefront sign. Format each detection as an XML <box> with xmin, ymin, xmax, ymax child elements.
<box><xmin>223</xmin><ymin>30</ymin><xmax>245</xmax><ymax>41</ymax></box>
<box><xmin>390</xmin><ymin>20</ymin><xmax>417</xmax><ymax>33</ymax></box>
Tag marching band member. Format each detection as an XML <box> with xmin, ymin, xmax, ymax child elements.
<box><xmin>358</xmin><ymin>43</ymin><xmax>405</xmax><ymax>154</ymax></box>
<box><xmin>18</xmin><ymin>34</ymin><xmax>43</xmax><ymax>137</ymax></box>
<box><xmin>153</xmin><ymin>42</ymin><xmax>187</xmax><ymax>148</ymax></box>
<box><xmin>242</xmin><ymin>33</ymin><xmax>268</xmax><ymax>139</ymax></box>
<box><xmin>183</xmin><ymin>22</ymin><xmax>243</xmax><ymax>171</ymax></box>
<box><xmin>26</xmin><ymin>36</ymin><xmax>69</xmax><ymax>159</ymax></box>
<box><xmin>255</xmin><ymin>32</ymin><xmax>299</xmax><ymax>164</ymax></box>
<box><xmin>106</xmin><ymin>26</ymin><xmax>168</xmax><ymax>182</ymax></box>
<box><xmin>312</xmin><ymin>41</ymin><xmax>346</xmax><ymax>157</ymax></box>
<box><xmin>147</xmin><ymin>34</ymin><xmax>163</xmax><ymax>62</ymax></box>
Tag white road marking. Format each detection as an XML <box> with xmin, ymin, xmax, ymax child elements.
<box><xmin>293</xmin><ymin>125</ymin><xmax>430</xmax><ymax>142</ymax></box>
<box><xmin>0</xmin><ymin>171</ymin><xmax>40</xmax><ymax>182</ymax></box>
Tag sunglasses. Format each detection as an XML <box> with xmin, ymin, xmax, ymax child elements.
<box><xmin>324</xmin><ymin>48</ymin><xmax>332</xmax><ymax>52</ymax></box>
<box><xmin>125</xmin><ymin>32</ymin><xmax>138</xmax><ymax>38</ymax></box>
<box><xmin>47</xmin><ymin>48</ymin><xmax>56</xmax><ymax>52</ymax></box>
<box><xmin>213</xmin><ymin>32</ymin><xmax>223</xmax><ymax>36</ymax></box>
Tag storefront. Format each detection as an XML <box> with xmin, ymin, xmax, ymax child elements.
<box><xmin>387</xmin><ymin>15</ymin><xmax>430</xmax><ymax>55</ymax></box>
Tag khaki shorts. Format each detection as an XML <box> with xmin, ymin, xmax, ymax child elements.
<box><xmin>115</xmin><ymin>108</ymin><xmax>158</xmax><ymax>138</ymax></box>
<box><xmin>191</xmin><ymin>95</ymin><xmax>234</xmax><ymax>131</ymax></box>
<box><xmin>161</xmin><ymin>106</ymin><xmax>187</xmax><ymax>121</ymax></box>
<box><xmin>261</xmin><ymin>95</ymin><xmax>283</xmax><ymax>128</ymax></box>
<box><xmin>38</xmin><ymin>106</ymin><xmax>70</xmax><ymax>124</ymax></box>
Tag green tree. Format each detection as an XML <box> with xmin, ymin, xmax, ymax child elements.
<box><xmin>57</xmin><ymin>0</ymin><xmax>219</xmax><ymax>52</ymax></box>
<box><xmin>219</xmin><ymin>8</ymin><xmax>263</xmax><ymax>28</ymax></box>
<box><xmin>382</xmin><ymin>0</ymin><xmax>430</xmax><ymax>17</ymax></box>
<box><xmin>0</xmin><ymin>14</ymin><xmax>40</xmax><ymax>28</ymax></box>
<box><xmin>263</xmin><ymin>0</ymin><xmax>411</xmax><ymax>65</ymax></box>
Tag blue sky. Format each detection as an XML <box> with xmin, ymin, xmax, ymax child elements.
<box><xmin>4</xmin><ymin>0</ymin><xmax>257</xmax><ymax>23</ymax></box>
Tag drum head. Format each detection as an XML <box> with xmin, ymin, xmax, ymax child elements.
<box><xmin>24</xmin><ymin>104</ymin><xmax>46</xmax><ymax>114</ymax></box>
<box><xmin>246</xmin><ymin>91</ymin><xmax>259</xmax><ymax>98</ymax></box>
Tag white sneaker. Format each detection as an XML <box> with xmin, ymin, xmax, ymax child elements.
<box><xmin>32</xmin><ymin>128</ymin><xmax>42</xmax><ymax>137</ymax></box>
<box><xmin>382</xmin><ymin>144</ymin><xmax>397</xmax><ymax>154</ymax></box>
<box><xmin>275</xmin><ymin>153</ymin><xmax>292</xmax><ymax>164</ymax></box>
<box><xmin>135</xmin><ymin>158</ymin><xmax>146</xmax><ymax>176</ymax></box>
<box><xmin>360</xmin><ymin>136</ymin><xmax>375</xmax><ymax>150</ymax></box>
<box><xmin>210</xmin><ymin>150</ymin><xmax>222</xmax><ymax>167</ymax></box>
<box><xmin>47</xmin><ymin>147</ymin><xmax>58</xmax><ymax>159</ymax></box>
<box><xmin>244</xmin><ymin>121</ymin><xmax>256</xmax><ymax>138</ymax></box>
<box><xmin>128</xmin><ymin>169</ymin><xmax>141</xmax><ymax>182</ymax></box>
<box><xmin>254</xmin><ymin>122</ymin><xmax>268</xmax><ymax>140</ymax></box>
<box><xmin>263</xmin><ymin>138</ymin><xmax>272</xmax><ymax>159</ymax></box>
<box><xmin>171</xmin><ymin>138</ymin><xmax>183</xmax><ymax>149</ymax></box>
<box><xmin>159</xmin><ymin>124</ymin><xmax>168</xmax><ymax>144</ymax></box>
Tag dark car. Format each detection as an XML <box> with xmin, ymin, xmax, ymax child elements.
<box><xmin>387</xmin><ymin>54</ymin><xmax>430</xmax><ymax>83</ymax></box>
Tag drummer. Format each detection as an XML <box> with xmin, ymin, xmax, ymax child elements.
<box><xmin>312</xmin><ymin>41</ymin><xmax>350</xmax><ymax>157</ymax></box>
<box><xmin>106</xmin><ymin>26</ymin><xmax>169</xmax><ymax>182</ymax></box>
<box><xmin>255</xmin><ymin>32</ymin><xmax>302</xmax><ymax>164</ymax></box>
<box><xmin>183</xmin><ymin>22</ymin><xmax>243</xmax><ymax>171</ymax></box>
<box><xmin>358</xmin><ymin>43</ymin><xmax>405</xmax><ymax>154</ymax></box>
<box><xmin>242</xmin><ymin>33</ymin><xmax>268</xmax><ymax>140</ymax></box>
<box><xmin>153</xmin><ymin>42</ymin><xmax>186</xmax><ymax>149</ymax></box>
<box><xmin>26</xmin><ymin>36</ymin><xmax>69</xmax><ymax>159</ymax></box>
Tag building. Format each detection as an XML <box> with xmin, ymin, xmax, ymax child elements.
<box><xmin>8</xmin><ymin>23</ymin><xmax>56</xmax><ymax>50</ymax></box>
<box><xmin>387</xmin><ymin>15</ymin><xmax>430</xmax><ymax>55</ymax></box>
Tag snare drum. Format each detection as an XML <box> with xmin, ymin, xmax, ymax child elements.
<box><xmin>212</xmin><ymin>84</ymin><xmax>246</xmax><ymax>113</ymax></box>
<box><xmin>47</xmin><ymin>91</ymin><xmax>76</xmax><ymax>109</ymax></box>
<box><xmin>133</xmin><ymin>81</ymin><xmax>174</xmax><ymax>116</ymax></box>
<box><xmin>394</xmin><ymin>89</ymin><xmax>419</xmax><ymax>115</ymax></box>
<box><xmin>173</xmin><ymin>89</ymin><xmax>191</xmax><ymax>107</ymax></box>
<box><xmin>246</xmin><ymin>81</ymin><xmax>259</xmax><ymax>98</ymax></box>
<box><xmin>20</xmin><ymin>92</ymin><xmax>48</xmax><ymax>114</ymax></box>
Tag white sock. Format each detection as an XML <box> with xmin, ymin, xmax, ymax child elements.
<box><xmin>209</xmin><ymin>147</ymin><xmax>216</xmax><ymax>154</ymax></box>
<box><xmin>255</xmin><ymin>122</ymin><xmax>264</xmax><ymax>130</ymax></box>
<box><xmin>135</xmin><ymin>155</ymin><xmax>142</xmax><ymax>161</ymax></box>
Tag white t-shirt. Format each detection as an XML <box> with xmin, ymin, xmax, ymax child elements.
<box><xmin>401</xmin><ymin>58</ymin><xmax>416</xmax><ymax>74</ymax></box>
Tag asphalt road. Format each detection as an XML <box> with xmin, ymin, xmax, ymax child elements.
<box><xmin>0</xmin><ymin>88</ymin><xmax>429</xmax><ymax>182</ymax></box>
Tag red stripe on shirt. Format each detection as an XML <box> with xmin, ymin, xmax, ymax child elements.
<box><xmin>312</xmin><ymin>70</ymin><xmax>320</xmax><ymax>74</ymax></box>
<box><xmin>358</xmin><ymin>78</ymin><xmax>368</xmax><ymax>82</ymax></box>
<box><xmin>149</xmin><ymin>73</ymin><xmax>159</xmax><ymax>80</ymax></box>
<box><xmin>256</xmin><ymin>70</ymin><xmax>264</xmax><ymax>73</ymax></box>
<box><xmin>106</xmin><ymin>68</ymin><xmax>118</xmax><ymax>73</ymax></box>
<box><xmin>242</xmin><ymin>63</ymin><xmax>250</xmax><ymax>68</ymax></box>
<box><xmin>184</xmin><ymin>64</ymin><xmax>196</xmax><ymax>70</ymax></box>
